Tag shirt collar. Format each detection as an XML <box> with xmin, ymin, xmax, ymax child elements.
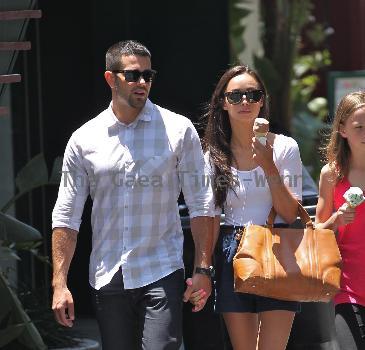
<box><xmin>106</xmin><ymin>99</ymin><xmax>153</xmax><ymax>129</ymax></box>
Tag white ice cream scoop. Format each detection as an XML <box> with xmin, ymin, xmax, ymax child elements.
<box><xmin>253</xmin><ymin>118</ymin><xmax>269</xmax><ymax>145</ymax></box>
<box><xmin>343</xmin><ymin>187</ymin><xmax>365</xmax><ymax>208</ymax></box>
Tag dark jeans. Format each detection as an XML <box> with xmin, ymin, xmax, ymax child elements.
<box><xmin>91</xmin><ymin>268</ymin><xmax>184</xmax><ymax>350</ymax></box>
<box><xmin>335</xmin><ymin>303</ymin><xmax>365</xmax><ymax>350</ymax></box>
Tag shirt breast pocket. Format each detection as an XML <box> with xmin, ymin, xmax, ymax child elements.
<box><xmin>138</xmin><ymin>154</ymin><xmax>174</xmax><ymax>177</ymax></box>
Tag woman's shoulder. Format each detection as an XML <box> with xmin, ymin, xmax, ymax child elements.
<box><xmin>270</xmin><ymin>133</ymin><xmax>299</xmax><ymax>159</ymax></box>
<box><xmin>271</xmin><ymin>133</ymin><xmax>298</xmax><ymax>148</ymax></box>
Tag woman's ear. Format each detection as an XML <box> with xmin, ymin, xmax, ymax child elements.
<box><xmin>338</xmin><ymin>124</ymin><xmax>347</xmax><ymax>138</ymax></box>
<box><xmin>222</xmin><ymin>97</ymin><xmax>228</xmax><ymax>111</ymax></box>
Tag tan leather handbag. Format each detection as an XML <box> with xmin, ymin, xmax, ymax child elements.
<box><xmin>233</xmin><ymin>203</ymin><xmax>342</xmax><ymax>302</ymax></box>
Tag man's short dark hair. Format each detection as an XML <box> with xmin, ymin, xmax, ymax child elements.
<box><xmin>105</xmin><ymin>40</ymin><xmax>151</xmax><ymax>71</ymax></box>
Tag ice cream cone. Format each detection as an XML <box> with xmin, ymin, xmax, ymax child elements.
<box><xmin>343</xmin><ymin>187</ymin><xmax>365</xmax><ymax>208</ymax></box>
<box><xmin>253</xmin><ymin>118</ymin><xmax>269</xmax><ymax>145</ymax></box>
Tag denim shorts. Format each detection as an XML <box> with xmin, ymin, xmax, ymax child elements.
<box><xmin>214</xmin><ymin>225</ymin><xmax>301</xmax><ymax>314</ymax></box>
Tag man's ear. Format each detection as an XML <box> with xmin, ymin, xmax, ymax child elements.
<box><xmin>104</xmin><ymin>71</ymin><xmax>116</xmax><ymax>89</ymax></box>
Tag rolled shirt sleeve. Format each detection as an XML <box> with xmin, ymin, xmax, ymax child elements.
<box><xmin>177</xmin><ymin>121</ymin><xmax>215</xmax><ymax>218</ymax></box>
<box><xmin>204</xmin><ymin>152</ymin><xmax>222</xmax><ymax>216</ymax></box>
<box><xmin>52</xmin><ymin>134</ymin><xmax>90</xmax><ymax>231</ymax></box>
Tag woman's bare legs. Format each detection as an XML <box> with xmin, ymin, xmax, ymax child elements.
<box><xmin>223</xmin><ymin>313</ymin><xmax>259</xmax><ymax>350</ymax></box>
<box><xmin>257</xmin><ymin>310</ymin><xmax>295</xmax><ymax>350</ymax></box>
<box><xmin>223</xmin><ymin>310</ymin><xmax>295</xmax><ymax>350</ymax></box>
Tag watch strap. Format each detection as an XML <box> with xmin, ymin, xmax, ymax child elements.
<box><xmin>195</xmin><ymin>266</ymin><xmax>214</xmax><ymax>277</ymax></box>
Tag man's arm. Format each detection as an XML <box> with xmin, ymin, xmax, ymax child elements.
<box><xmin>190</xmin><ymin>216</ymin><xmax>212</xmax><ymax>269</ymax></box>
<box><xmin>177</xmin><ymin>120</ymin><xmax>215</xmax><ymax>310</ymax></box>
<box><xmin>52</xmin><ymin>227</ymin><xmax>78</xmax><ymax>327</ymax></box>
<box><xmin>183</xmin><ymin>216</ymin><xmax>213</xmax><ymax>311</ymax></box>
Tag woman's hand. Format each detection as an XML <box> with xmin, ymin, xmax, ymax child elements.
<box><xmin>251</xmin><ymin>137</ymin><xmax>275</xmax><ymax>172</ymax></box>
<box><xmin>184</xmin><ymin>278</ymin><xmax>208</xmax><ymax>312</ymax></box>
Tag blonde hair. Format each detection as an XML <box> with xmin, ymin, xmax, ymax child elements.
<box><xmin>325</xmin><ymin>91</ymin><xmax>365</xmax><ymax>182</ymax></box>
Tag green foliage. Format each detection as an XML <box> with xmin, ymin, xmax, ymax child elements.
<box><xmin>291</xmin><ymin>38</ymin><xmax>332</xmax><ymax>181</ymax></box>
<box><xmin>228</xmin><ymin>0</ymin><xmax>253</xmax><ymax>61</ymax></box>
<box><xmin>18</xmin><ymin>287</ymin><xmax>80</xmax><ymax>349</ymax></box>
<box><xmin>229</xmin><ymin>0</ymin><xmax>333</xmax><ymax>180</ymax></box>
<box><xmin>0</xmin><ymin>212</ymin><xmax>42</xmax><ymax>243</ymax></box>
<box><xmin>292</xmin><ymin>111</ymin><xmax>329</xmax><ymax>181</ymax></box>
<box><xmin>292</xmin><ymin>49</ymin><xmax>331</xmax><ymax>111</ymax></box>
<box><xmin>256</xmin><ymin>0</ymin><xmax>314</xmax><ymax>132</ymax></box>
<box><xmin>1</xmin><ymin>154</ymin><xmax>50</xmax><ymax>213</ymax></box>
<box><xmin>0</xmin><ymin>273</ymin><xmax>47</xmax><ymax>350</ymax></box>
<box><xmin>253</xmin><ymin>55</ymin><xmax>282</xmax><ymax>95</ymax></box>
<box><xmin>0</xmin><ymin>154</ymin><xmax>62</xmax><ymax>349</ymax></box>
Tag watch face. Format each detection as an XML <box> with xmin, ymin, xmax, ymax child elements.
<box><xmin>209</xmin><ymin>266</ymin><xmax>215</xmax><ymax>277</ymax></box>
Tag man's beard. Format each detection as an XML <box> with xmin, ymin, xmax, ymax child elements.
<box><xmin>115</xmin><ymin>82</ymin><xmax>148</xmax><ymax>109</ymax></box>
<box><xmin>128</xmin><ymin>93</ymin><xmax>147</xmax><ymax>109</ymax></box>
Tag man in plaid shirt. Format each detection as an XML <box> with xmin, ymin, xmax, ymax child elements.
<box><xmin>51</xmin><ymin>40</ymin><xmax>214</xmax><ymax>350</ymax></box>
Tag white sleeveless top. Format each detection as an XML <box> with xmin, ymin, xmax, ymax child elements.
<box><xmin>208</xmin><ymin>134</ymin><xmax>302</xmax><ymax>226</ymax></box>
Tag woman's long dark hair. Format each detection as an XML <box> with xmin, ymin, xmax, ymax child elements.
<box><xmin>203</xmin><ymin>65</ymin><xmax>269</xmax><ymax>208</ymax></box>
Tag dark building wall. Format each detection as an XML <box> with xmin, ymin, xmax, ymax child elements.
<box><xmin>325</xmin><ymin>0</ymin><xmax>365</xmax><ymax>71</ymax></box>
<box><xmin>311</xmin><ymin>0</ymin><xmax>365</xmax><ymax>100</ymax></box>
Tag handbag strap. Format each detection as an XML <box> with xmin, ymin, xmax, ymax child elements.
<box><xmin>266</xmin><ymin>201</ymin><xmax>313</xmax><ymax>228</ymax></box>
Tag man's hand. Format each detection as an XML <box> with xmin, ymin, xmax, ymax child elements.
<box><xmin>52</xmin><ymin>228</ymin><xmax>78</xmax><ymax>327</ymax></box>
<box><xmin>52</xmin><ymin>286</ymin><xmax>75</xmax><ymax>327</ymax></box>
<box><xmin>183</xmin><ymin>274</ymin><xmax>212</xmax><ymax>312</ymax></box>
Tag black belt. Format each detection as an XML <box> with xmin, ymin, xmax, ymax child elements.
<box><xmin>220</xmin><ymin>225</ymin><xmax>243</xmax><ymax>232</ymax></box>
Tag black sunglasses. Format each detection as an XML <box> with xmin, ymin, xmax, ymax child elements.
<box><xmin>112</xmin><ymin>69</ymin><xmax>157</xmax><ymax>83</ymax></box>
<box><xmin>224</xmin><ymin>89</ymin><xmax>264</xmax><ymax>104</ymax></box>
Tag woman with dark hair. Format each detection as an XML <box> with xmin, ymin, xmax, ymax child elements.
<box><xmin>192</xmin><ymin>65</ymin><xmax>303</xmax><ymax>350</ymax></box>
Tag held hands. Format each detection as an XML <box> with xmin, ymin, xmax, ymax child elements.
<box><xmin>335</xmin><ymin>202</ymin><xmax>356</xmax><ymax>227</ymax></box>
<box><xmin>183</xmin><ymin>274</ymin><xmax>212</xmax><ymax>312</ymax></box>
<box><xmin>52</xmin><ymin>286</ymin><xmax>75</xmax><ymax>327</ymax></box>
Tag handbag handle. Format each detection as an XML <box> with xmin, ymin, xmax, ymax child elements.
<box><xmin>266</xmin><ymin>201</ymin><xmax>313</xmax><ymax>228</ymax></box>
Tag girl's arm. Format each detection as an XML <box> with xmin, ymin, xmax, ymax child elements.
<box><xmin>315</xmin><ymin>164</ymin><xmax>337</xmax><ymax>230</ymax></box>
<box><xmin>315</xmin><ymin>164</ymin><xmax>355</xmax><ymax>230</ymax></box>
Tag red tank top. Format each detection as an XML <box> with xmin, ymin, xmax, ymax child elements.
<box><xmin>333</xmin><ymin>177</ymin><xmax>365</xmax><ymax>306</ymax></box>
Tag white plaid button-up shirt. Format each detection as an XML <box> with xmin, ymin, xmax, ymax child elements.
<box><xmin>52</xmin><ymin>99</ymin><xmax>214</xmax><ymax>289</ymax></box>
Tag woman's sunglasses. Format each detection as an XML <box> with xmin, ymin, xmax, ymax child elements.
<box><xmin>224</xmin><ymin>90</ymin><xmax>264</xmax><ymax>105</ymax></box>
<box><xmin>112</xmin><ymin>69</ymin><xmax>157</xmax><ymax>83</ymax></box>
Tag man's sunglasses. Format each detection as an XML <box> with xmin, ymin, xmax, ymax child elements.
<box><xmin>224</xmin><ymin>89</ymin><xmax>264</xmax><ymax>105</ymax></box>
<box><xmin>112</xmin><ymin>69</ymin><xmax>157</xmax><ymax>83</ymax></box>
